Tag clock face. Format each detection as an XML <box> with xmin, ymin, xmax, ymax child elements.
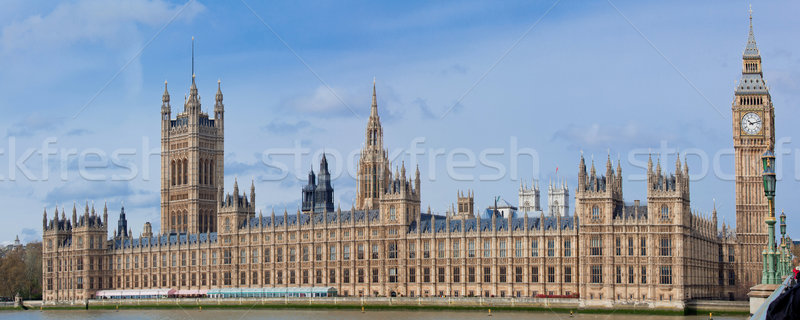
<box><xmin>741</xmin><ymin>112</ymin><xmax>762</xmax><ymax>135</ymax></box>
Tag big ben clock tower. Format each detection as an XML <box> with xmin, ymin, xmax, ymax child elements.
<box><xmin>732</xmin><ymin>10</ymin><xmax>774</xmax><ymax>292</ymax></box>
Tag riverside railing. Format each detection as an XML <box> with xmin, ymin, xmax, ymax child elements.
<box><xmin>751</xmin><ymin>274</ymin><xmax>796</xmax><ymax>319</ymax></box>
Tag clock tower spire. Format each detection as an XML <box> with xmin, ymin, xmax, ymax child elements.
<box><xmin>732</xmin><ymin>7</ymin><xmax>774</xmax><ymax>295</ymax></box>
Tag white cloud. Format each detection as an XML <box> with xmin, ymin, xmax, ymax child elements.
<box><xmin>1</xmin><ymin>0</ymin><xmax>204</xmax><ymax>52</ymax></box>
<box><xmin>551</xmin><ymin>122</ymin><xmax>684</xmax><ymax>150</ymax></box>
<box><xmin>284</xmin><ymin>85</ymin><xmax>361</xmax><ymax>116</ymax></box>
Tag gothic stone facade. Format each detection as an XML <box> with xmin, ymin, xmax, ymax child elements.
<box><xmin>42</xmin><ymin>17</ymin><xmax>765</xmax><ymax>304</ymax></box>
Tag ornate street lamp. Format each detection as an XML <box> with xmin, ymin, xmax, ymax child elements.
<box><xmin>761</xmin><ymin>149</ymin><xmax>777</xmax><ymax>284</ymax></box>
<box><xmin>779</xmin><ymin>211</ymin><xmax>789</xmax><ymax>277</ymax></box>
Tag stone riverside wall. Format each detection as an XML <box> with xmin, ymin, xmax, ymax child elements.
<box><xmin>75</xmin><ymin>296</ymin><xmax>691</xmax><ymax>311</ymax></box>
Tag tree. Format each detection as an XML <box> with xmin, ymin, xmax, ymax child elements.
<box><xmin>0</xmin><ymin>242</ymin><xmax>42</xmax><ymax>300</ymax></box>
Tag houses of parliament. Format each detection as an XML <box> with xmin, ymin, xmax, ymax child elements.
<box><xmin>41</xmin><ymin>14</ymin><xmax>776</xmax><ymax>307</ymax></box>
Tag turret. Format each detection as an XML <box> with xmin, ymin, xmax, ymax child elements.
<box><xmin>578</xmin><ymin>152</ymin><xmax>586</xmax><ymax>191</ymax></box>
<box><xmin>185</xmin><ymin>74</ymin><xmax>200</xmax><ymax>114</ymax></box>
<box><xmin>655</xmin><ymin>157</ymin><xmax>661</xmax><ymax>176</ymax></box>
<box><xmin>313</xmin><ymin>154</ymin><xmax>334</xmax><ymax>214</ymax></box>
<box><xmin>72</xmin><ymin>204</ymin><xmax>78</xmax><ymax>227</ymax></box>
<box><xmin>415</xmin><ymin>164</ymin><xmax>420</xmax><ymax>193</ymax></box>
<box><xmin>53</xmin><ymin>206</ymin><xmax>59</xmax><ymax>227</ymax></box>
<box><xmin>400</xmin><ymin>161</ymin><xmax>407</xmax><ymax>190</ymax></box>
<box><xmin>233</xmin><ymin>177</ymin><xmax>239</xmax><ymax>208</ymax></box>
<box><xmin>117</xmin><ymin>204</ymin><xmax>128</xmax><ymax>238</ymax></box>
<box><xmin>250</xmin><ymin>180</ymin><xmax>256</xmax><ymax>207</ymax></box>
<box><xmin>161</xmin><ymin>81</ymin><xmax>171</xmax><ymax>126</ymax></box>
<box><xmin>214</xmin><ymin>79</ymin><xmax>225</xmax><ymax>128</ymax></box>
<box><xmin>42</xmin><ymin>208</ymin><xmax>47</xmax><ymax>230</ymax></box>
<box><xmin>143</xmin><ymin>222</ymin><xmax>153</xmax><ymax>238</ymax></box>
<box><xmin>712</xmin><ymin>200</ymin><xmax>718</xmax><ymax>229</ymax></box>
<box><xmin>683</xmin><ymin>157</ymin><xmax>689</xmax><ymax>176</ymax></box>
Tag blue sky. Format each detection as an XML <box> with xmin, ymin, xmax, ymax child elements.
<box><xmin>1</xmin><ymin>0</ymin><xmax>800</xmax><ymax>243</ymax></box>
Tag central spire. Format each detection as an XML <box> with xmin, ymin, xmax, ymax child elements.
<box><xmin>744</xmin><ymin>6</ymin><xmax>760</xmax><ymax>58</ymax></box>
<box><xmin>370</xmin><ymin>77</ymin><xmax>378</xmax><ymax>118</ymax></box>
<box><xmin>736</xmin><ymin>7</ymin><xmax>767</xmax><ymax>95</ymax></box>
<box><xmin>191</xmin><ymin>36</ymin><xmax>195</xmax><ymax>83</ymax></box>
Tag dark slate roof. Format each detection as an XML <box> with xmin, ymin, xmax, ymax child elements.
<box><xmin>407</xmin><ymin>214</ymin><xmax>578</xmax><ymax>234</ymax></box>
<box><xmin>78</xmin><ymin>214</ymin><xmax>104</xmax><ymax>228</ymax></box>
<box><xmin>113</xmin><ymin>232</ymin><xmax>218</xmax><ymax>249</ymax></box>
<box><xmin>241</xmin><ymin>210</ymin><xmax>380</xmax><ymax>230</ymax></box>
<box><xmin>614</xmin><ymin>203</ymin><xmax>648</xmax><ymax>220</ymax></box>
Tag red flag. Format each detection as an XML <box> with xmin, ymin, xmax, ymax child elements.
<box><xmin>556</xmin><ymin>166</ymin><xmax>559</xmax><ymax>175</ymax></box>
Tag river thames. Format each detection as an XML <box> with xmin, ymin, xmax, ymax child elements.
<box><xmin>0</xmin><ymin>309</ymin><xmax>748</xmax><ymax>319</ymax></box>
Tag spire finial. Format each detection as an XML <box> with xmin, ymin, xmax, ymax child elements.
<box><xmin>191</xmin><ymin>36</ymin><xmax>195</xmax><ymax>82</ymax></box>
<box><xmin>743</xmin><ymin>6</ymin><xmax>760</xmax><ymax>59</ymax></box>
<box><xmin>162</xmin><ymin>81</ymin><xmax>170</xmax><ymax>105</ymax></box>
<box><xmin>371</xmin><ymin>78</ymin><xmax>378</xmax><ymax>116</ymax></box>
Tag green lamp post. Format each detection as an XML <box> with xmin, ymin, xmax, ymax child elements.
<box><xmin>779</xmin><ymin>212</ymin><xmax>788</xmax><ymax>277</ymax></box>
<box><xmin>761</xmin><ymin>149</ymin><xmax>777</xmax><ymax>284</ymax></box>
<box><xmin>778</xmin><ymin>214</ymin><xmax>789</xmax><ymax>279</ymax></box>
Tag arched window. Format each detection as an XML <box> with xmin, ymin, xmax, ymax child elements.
<box><xmin>210</xmin><ymin>160</ymin><xmax>214</xmax><ymax>185</ymax></box>
<box><xmin>183</xmin><ymin>159</ymin><xmax>188</xmax><ymax>185</ymax></box>
<box><xmin>389</xmin><ymin>206</ymin><xmax>396</xmax><ymax>221</ymax></box>
<box><xmin>661</xmin><ymin>205</ymin><xmax>669</xmax><ymax>220</ymax></box>
<box><xmin>204</xmin><ymin>160</ymin><xmax>209</xmax><ymax>185</ymax></box>
<box><xmin>175</xmin><ymin>161</ymin><xmax>181</xmax><ymax>185</ymax></box>
<box><xmin>171</xmin><ymin>161</ymin><xmax>176</xmax><ymax>186</ymax></box>
<box><xmin>199</xmin><ymin>159</ymin><xmax>204</xmax><ymax>185</ymax></box>
<box><xmin>592</xmin><ymin>206</ymin><xmax>599</xmax><ymax>220</ymax></box>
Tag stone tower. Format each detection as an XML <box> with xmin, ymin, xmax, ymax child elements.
<box><xmin>160</xmin><ymin>75</ymin><xmax>225</xmax><ymax>235</ymax></box>
<box><xmin>548</xmin><ymin>178</ymin><xmax>569</xmax><ymax>217</ymax></box>
<box><xmin>575</xmin><ymin>154</ymin><xmax>623</xmax><ymax>301</ymax></box>
<box><xmin>456</xmin><ymin>189</ymin><xmax>475</xmax><ymax>218</ymax></box>
<box><xmin>116</xmin><ymin>204</ymin><xmax>128</xmax><ymax>238</ymax></box>
<box><xmin>379</xmin><ymin>162</ymin><xmax>421</xmax><ymax>225</ymax></box>
<box><xmin>216</xmin><ymin>178</ymin><xmax>256</xmax><ymax>235</ymax></box>
<box><xmin>646</xmin><ymin>154</ymin><xmax>690</xmax><ymax>227</ymax></box>
<box><xmin>42</xmin><ymin>202</ymin><xmax>109</xmax><ymax>301</ymax></box>
<box><xmin>355</xmin><ymin>81</ymin><xmax>392</xmax><ymax>210</ymax></box>
<box><xmin>301</xmin><ymin>168</ymin><xmax>316</xmax><ymax>213</ymax></box>
<box><xmin>300</xmin><ymin>155</ymin><xmax>335</xmax><ymax>214</ymax></box>
<box><xmin>732</xmin><ymin>10</ymin><xmax>773</xmax><ymax>290</ymax></box>
<box><xmin>518</xmin><ymin>179</ymin><xmax>540</xmax><ymax>213</ymax></box>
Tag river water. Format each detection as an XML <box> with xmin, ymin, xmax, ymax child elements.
<box><xmin>0</xmin><ymin>309</ymin><xmax>747</xmax><ymax>319</ymax></box>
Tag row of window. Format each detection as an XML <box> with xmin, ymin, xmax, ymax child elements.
<box><xmin>589</xmin><ymin>265</ymin><xmax>672</xmax><ymax>285</ymax></box>
<box><xmin>590</xmin><ymin>205</ymin><xmax>671</xmax><ymax>220</ymax></box>
<box><xmin>590</xmin><ymin>236</ymin><xmax>672</xmax><ymax>257</ymax></box>
<box><xmin>47</xmin><ymin>265</ymin><xmax>578</xmax><ymax>292</ymax></box>
<box><xmin>170</xmin><ymin>158</ymin><xmax>215</xmax><ymax>186</ymax></box>
<box><xmin>93</xmin><ymin>239</ymin><xmax>576</xmax><ymax>271</ymax></box>
<box><xmin>47</xmin><ymin>235</ymin><xmax>105</xmax><ymax>250</ymax></box>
